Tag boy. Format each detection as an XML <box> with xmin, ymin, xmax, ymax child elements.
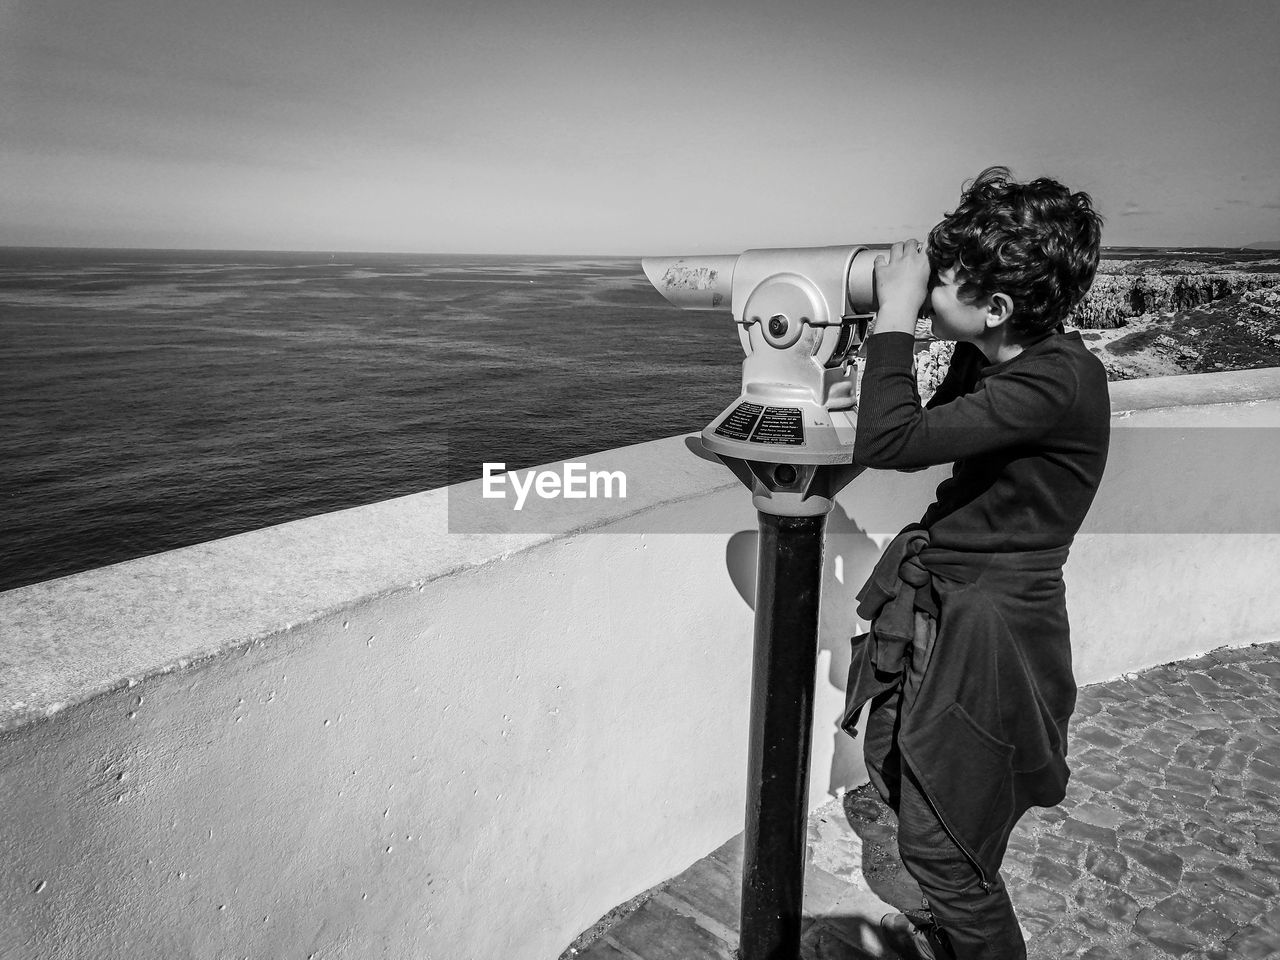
<box><xmin>840</xmin><ymin>167</ymin><xmax>1109</xmax><ymax>960</ymax></box>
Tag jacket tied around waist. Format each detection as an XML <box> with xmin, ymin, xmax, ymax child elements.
<box><xmin>841</xmin><ymin>525</ymin><xmax>1077</xmax><ymax>880</ymax></box>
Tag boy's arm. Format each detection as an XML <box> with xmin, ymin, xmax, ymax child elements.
<box><xmin>853</xmin><ymin>332</ymin><xmax>1079</xmax><ymax>471</ymax></box>
<box><xmin>880</xmin><ymin>343</ymin><xmax>976</xmax><ymax>472</ymax></box>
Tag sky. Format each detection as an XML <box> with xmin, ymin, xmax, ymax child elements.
<box><xmin>2</xmin><ymin>0</ymin><xmax>1278</xmax><ymax>254</ymax></box>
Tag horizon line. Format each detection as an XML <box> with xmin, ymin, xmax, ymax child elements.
<box><xmin>3</xmin><ymin>243</ymin><xmax>1277</xmax><ymax>258</ymax></box>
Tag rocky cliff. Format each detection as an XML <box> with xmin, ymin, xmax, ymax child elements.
<box><xmin>1072</xmin><ymin>266</ymin><xmax>1280</xmax><ymax>329</ymax></box>
<box><xmin>905</xmin><ymin>255</ymin><xmax>1280</xmax><ymax>391</ymax></box>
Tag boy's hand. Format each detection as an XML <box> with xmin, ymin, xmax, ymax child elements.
<box><xmin>874</xmin><ymin>239</ymin><xmax>930</xmax><ymax>311</ymax></box>
<box><xmin>872</xmin><ymin>239</ymin><xmax>930</xmax><ymax>335</ymax></box>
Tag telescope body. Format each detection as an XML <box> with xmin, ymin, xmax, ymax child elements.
<box><xmin>642</xmin><ymin>245</ymin><xmax>901</xmax><ymax>959</ymax></box>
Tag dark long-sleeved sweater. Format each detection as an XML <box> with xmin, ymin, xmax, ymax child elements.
<box><xmin>854</xmin><ymin>331</ymin><xmax>1111</xmax><ymax>550</ymax></box>
<box><xmin>843</xmin><ymin>329</ymin><xmax>1113</xmax><ymax>878</ymax></box>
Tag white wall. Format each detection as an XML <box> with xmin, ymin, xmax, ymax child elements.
<box><xmin>2</xmin><ymin>367</ymin><xmax>1279</xmax><ymax>960</ymax></box>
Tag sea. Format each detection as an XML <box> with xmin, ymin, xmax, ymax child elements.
<box><xmin>0</xmin><ymin>248</ymin><xmax>744</xmax><ymax>592</ymax></box>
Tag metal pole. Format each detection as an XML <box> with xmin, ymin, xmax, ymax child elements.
<box><xmin>739</xmin><ymin>510</ymin><xmax>827</xmax><ymax>960</ymax></box>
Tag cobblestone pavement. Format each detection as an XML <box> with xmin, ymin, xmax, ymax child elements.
<box><xmin>565</xmin><ymin>642</ymin><xmax>1280</xmax><ymax>959</ymax></box>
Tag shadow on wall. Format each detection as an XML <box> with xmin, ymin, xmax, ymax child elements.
<box><xmin>724</xmin><ymin>501</ymin><xmax>884</xmax><ymax>798</ymax></box>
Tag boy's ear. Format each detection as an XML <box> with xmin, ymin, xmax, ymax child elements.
<box><xmin>984</xmin><ymin>292</ymin><xmax>1015</xmax><ymax>329</ymax></box>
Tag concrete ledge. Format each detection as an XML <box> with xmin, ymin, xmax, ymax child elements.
<box><xmin>3</xmin><ymin>367</ymin><xmax>1280</xmax><ymax>960</ymax></box>
<box><xmin>0</xmin><ymin>438</ymin><xmax>740</xmax><ymax>733</ymax></box>
<box><xmin>1107</xmin><ymin>363</ymin><xmax>1280</xmax><ymax>412</ymax></box>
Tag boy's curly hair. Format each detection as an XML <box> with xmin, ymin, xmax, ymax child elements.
<box><xmin>927</xmin><ymin>166</ymin><xmax>1104</xmax><ymax>336</ymax></box>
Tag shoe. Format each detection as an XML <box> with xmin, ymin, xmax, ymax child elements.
<box><xmin>878</xmin><ymin>912</ymin><xmax>955</xmax><ymax>960</ymax></box>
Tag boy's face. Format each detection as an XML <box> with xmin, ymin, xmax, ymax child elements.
<box><xmin>928</xmin><ymin>266</ymin><xmax>994</xmax><ymax>344</ymax></box>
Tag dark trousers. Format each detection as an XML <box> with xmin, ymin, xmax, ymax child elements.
<box><xmin>863</xmin><ymin>612</ymin><xmax>1027</xmax><ymax>960</ymax></box>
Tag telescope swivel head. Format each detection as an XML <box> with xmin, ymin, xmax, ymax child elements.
<box><xmin>642</xmin><ymin>244</ymin><xmax>904</xmax><ymax>515</ymax></box>
<box><xmin>642</xmin><ymin>243</ymin><xmax>897</xmax><ymax>457</ymax></box>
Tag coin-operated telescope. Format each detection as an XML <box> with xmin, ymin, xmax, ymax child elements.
<box><xmin>642</xmin><ymin>244</ymin><xmax>895</xmax><ymax>960</ymax></box>
<box><xmin>643</xmin><ymin>244</ymin><xmax>889</xmax><ymax>515</ymax></box>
